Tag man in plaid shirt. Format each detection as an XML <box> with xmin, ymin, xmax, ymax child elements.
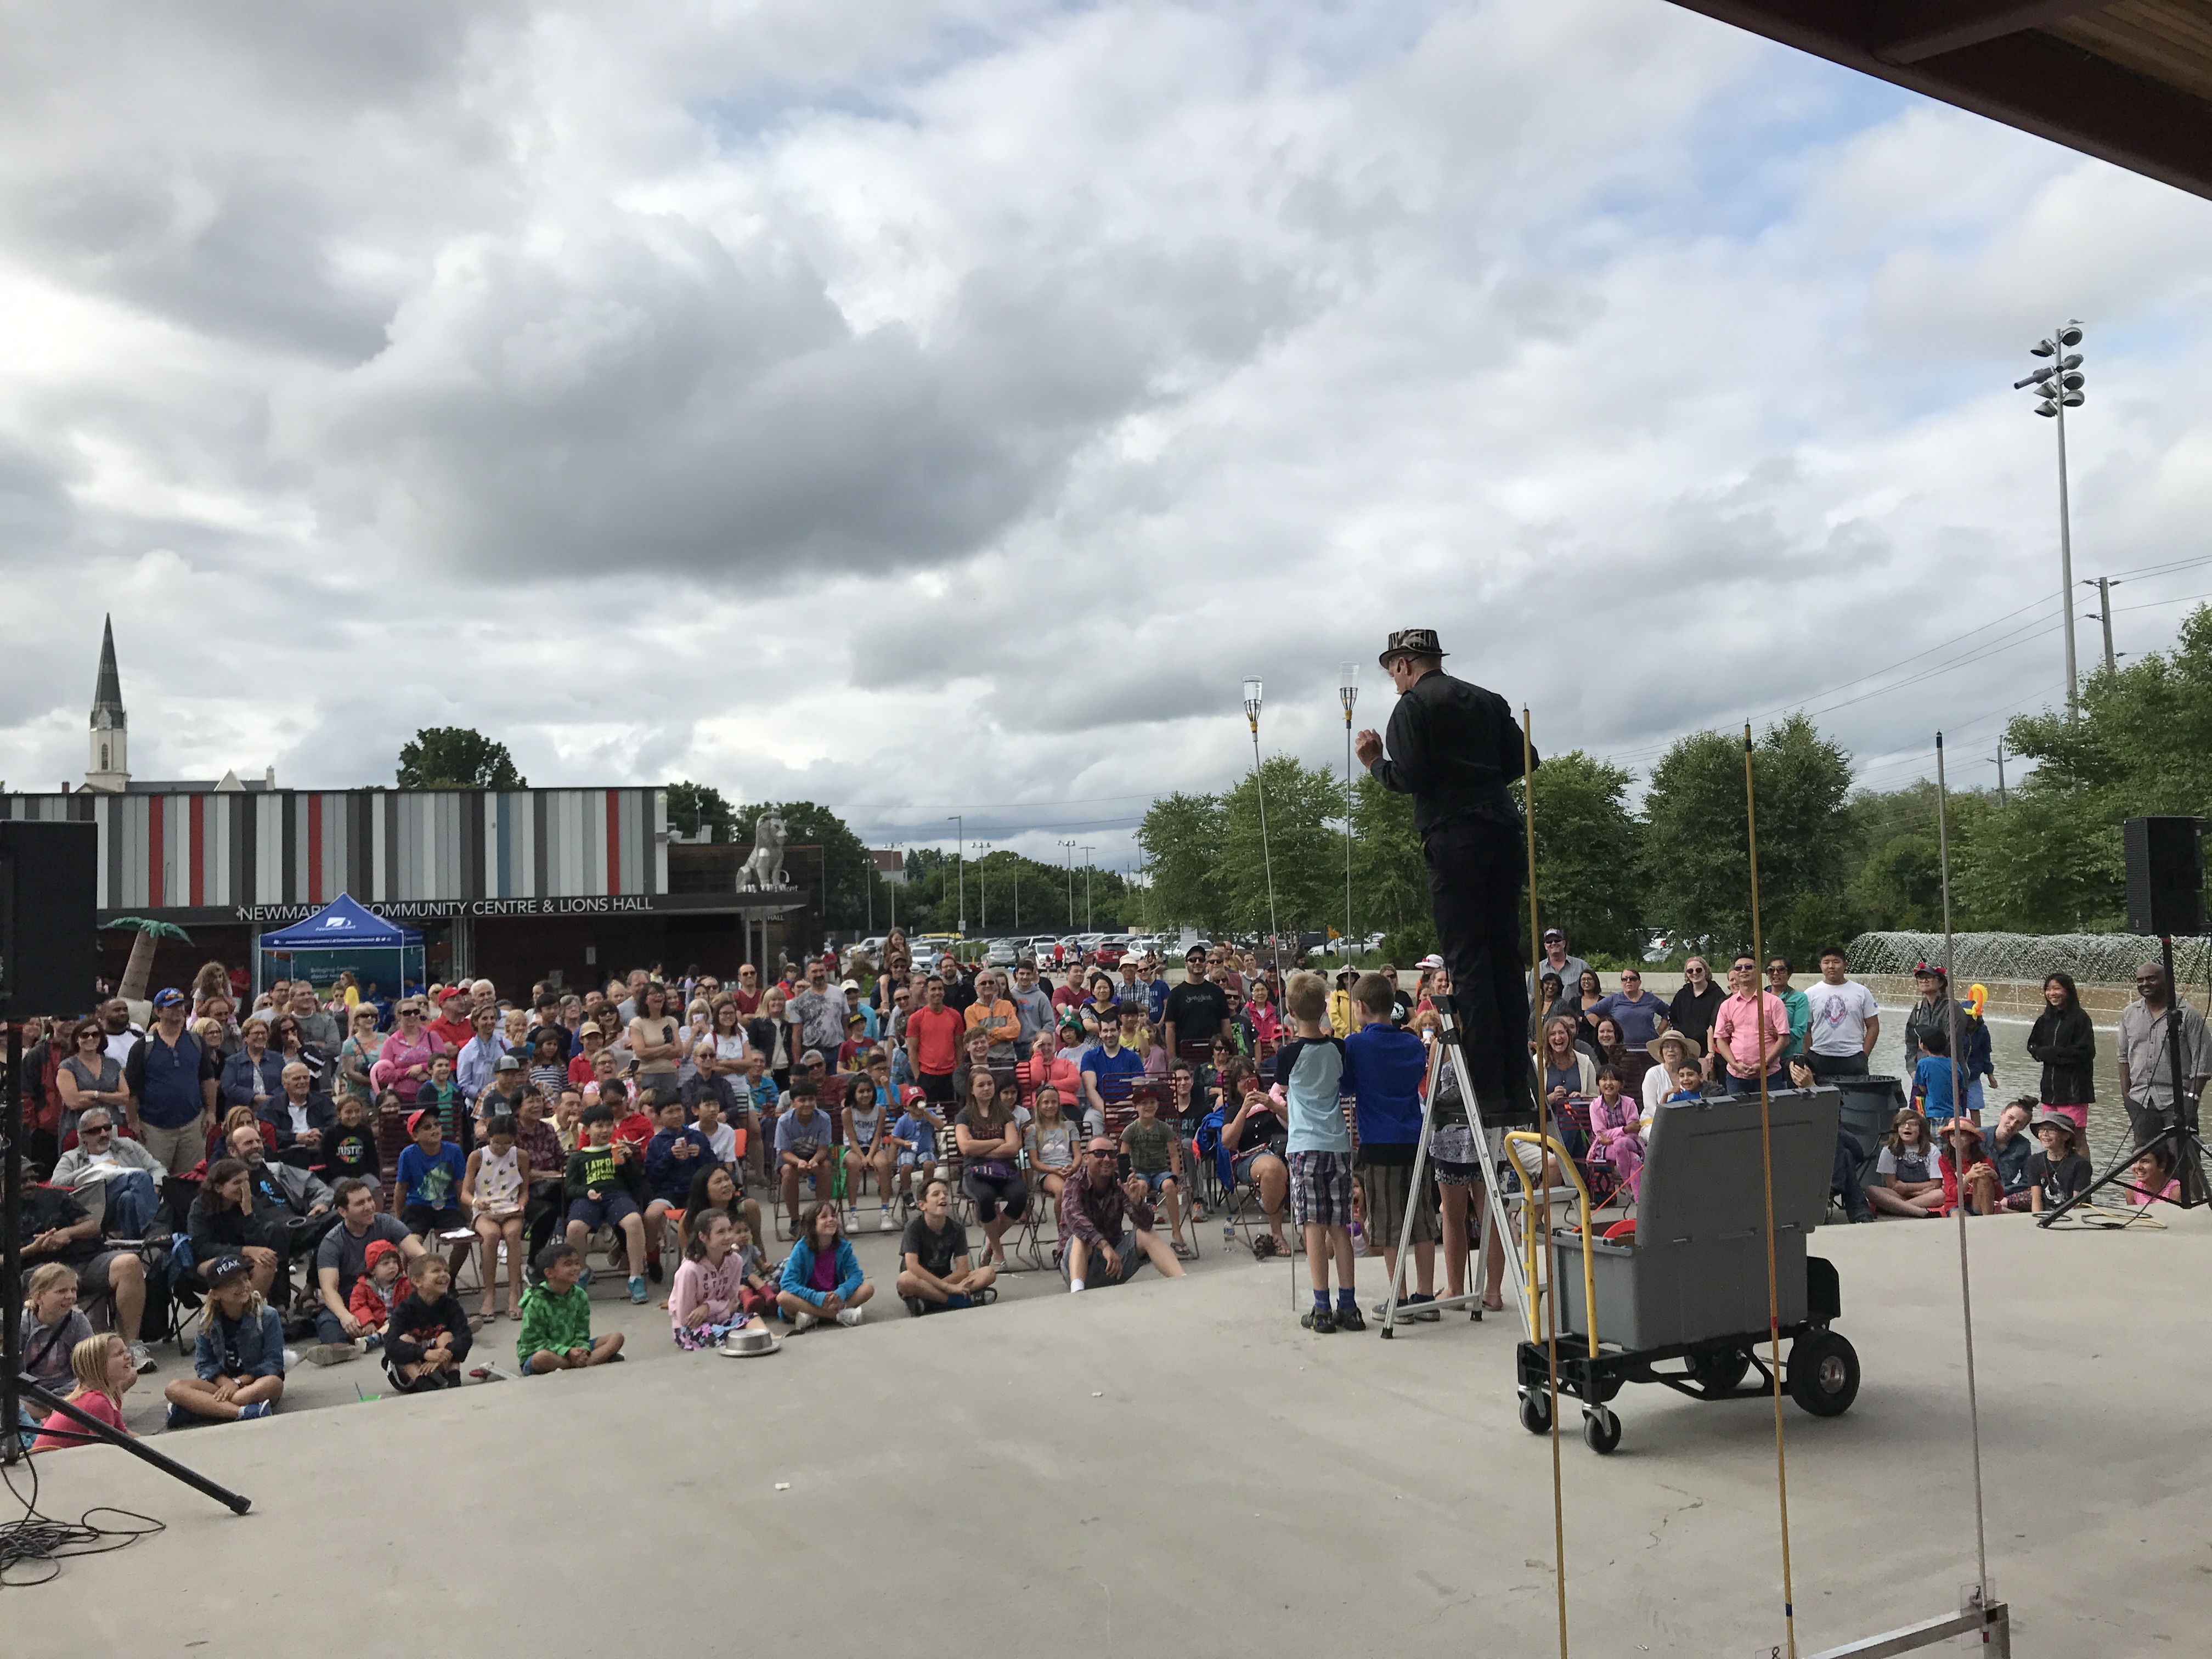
<box><xmin>1058</xmin><ymin>1136</ymin><xmax>1185</xmax><ymax>1292</ymax></box>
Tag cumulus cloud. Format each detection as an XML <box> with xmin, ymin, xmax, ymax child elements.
<box><xmin>2</xmin><ymin>0</ymin><xmax>2210</xmax><ymax>868</ymax></box>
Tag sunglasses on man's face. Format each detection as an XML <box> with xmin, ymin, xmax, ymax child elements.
<box><xmin>82</xmin><ymin>1124</ymin><xmax>113</xmax><ymax>1137</ymax></box>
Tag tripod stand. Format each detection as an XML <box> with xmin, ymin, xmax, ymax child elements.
<box><xmin>4</xmin><ymin>1016</ymin><xmax>250</xmax><ymax>1513</ymax></box>
<box><xmin>2038</xmin><ymin>933</ymin><xmax>2211</xmax><ymax>1227</ymax></box>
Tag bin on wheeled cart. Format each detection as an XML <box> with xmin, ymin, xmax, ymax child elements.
<box><xmin>1514</xmin><ymin>1086</ymin><xmax>1860</xmax><ymax>1454</ymax></box>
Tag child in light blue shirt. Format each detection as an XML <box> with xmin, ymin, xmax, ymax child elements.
<box><xmin>1277</xmin><ymin>972</ymin><xmax>1360</xmax><ymax>1333</ymax></box>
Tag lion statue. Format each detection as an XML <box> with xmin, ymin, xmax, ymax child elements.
<box><xmin>738</xmin><ymin>809</ymin><xmax>789</xmax><ymax>890</ymax></box>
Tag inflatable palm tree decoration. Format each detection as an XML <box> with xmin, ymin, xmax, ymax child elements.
<box><xmin>103</xmin><ymin>917</ymin><xmax>193</xmax><ymax>1003</ymax></box>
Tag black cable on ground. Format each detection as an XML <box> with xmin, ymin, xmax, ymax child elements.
<box><xmin>0</xmin><ymin>1444</ymin><xmax>167</xmax><ymax>1586</ymax></box>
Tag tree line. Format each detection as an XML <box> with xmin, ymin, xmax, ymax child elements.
<box><xmin>1136</xmin><ymin>606</ymin><xmax>2212</xmax><ymax>964</ymax></box>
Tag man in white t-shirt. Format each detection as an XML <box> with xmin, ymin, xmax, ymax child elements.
<box><xmin>1802</xmin><ymin>946</ymin><xmax>1880</xmax><ymax>1080</ymax></box>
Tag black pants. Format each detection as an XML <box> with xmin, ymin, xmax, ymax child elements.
<box><xmin>1805</xmin><ymin>1051</ymin><xmax>1867</xmax><ymax>1081</ymax></box>
<box><xmin>1423</xmin><ymin>811</ymin><xmax>1530</xmax><ymax>1109</ymax></box>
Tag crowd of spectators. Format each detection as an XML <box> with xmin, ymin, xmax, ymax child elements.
<box><xmin>12</xmin><ymin>924</ymin><xmax>2198</xmax><ymax>1452</ymax></box>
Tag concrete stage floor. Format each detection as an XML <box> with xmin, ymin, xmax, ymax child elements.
<box><xmin>13</xmin><ymin>1204</ymin><xmax>2210</xmax><ymax>1656</ymax></box>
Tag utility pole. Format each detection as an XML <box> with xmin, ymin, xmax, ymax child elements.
<box><xmin>1993</xmin><ymin>740</ymin><xmax>2007</xmax><ymax>808</ymax></box>
<box><xmin>888</xmin><ymin>846</ymin><xmax>898</xmax><ymax>930</ymax></box>
<box><xmin>947</xmin><ymin>815</ymin><xmax>964</xmax><ymax>937</ymax></box>
<box><xmin>2083</xmin><ymin>575</ymin><xmax>2119</xmax><ymax>674</ymax></box>
<box><xmin>977</xmin><ymin>842</ymin><xmax>992</xmax><ymax>933</ymax></box>
<box><xmin>1081</xmin><ymin>845</ymin><xmax>1096</xmax><ymax>932</ymax></box>
<box><xmin>1059</xmin><ymin>839</ymin><xmax>1077</xmax><ymax>929</ymax></box>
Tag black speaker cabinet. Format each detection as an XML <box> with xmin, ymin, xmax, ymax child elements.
<box><xmin>2124</xmin><ymin>816</ymin><xmax>2206</xmax><ymax>938</ymax></box>
<box><xmin>0</xmin><ymin>818</ymin><xmax>99</xmax><ymax>1019</ymax></box>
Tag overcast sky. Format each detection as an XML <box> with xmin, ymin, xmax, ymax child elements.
<box><xmin>4</xmin><ymin>1</ymin><xmax>2210</xmax><ymax>873</ymax></box>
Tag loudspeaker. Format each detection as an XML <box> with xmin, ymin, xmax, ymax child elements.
<box><xmin>0</xmin><ymin>819</ymin><xmax>99</xmax><ymax>1018</ymax></box>
<box><xmin>2124</xmin><ymin>816</ymin><xmax>2206</xmax><ymax>938</ymax></box>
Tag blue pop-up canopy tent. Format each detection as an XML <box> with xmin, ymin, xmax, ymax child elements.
<box><xmin>255</xmin><ymin>894</ymin><xmax>425</xmax><ymax>1003</ymax></box>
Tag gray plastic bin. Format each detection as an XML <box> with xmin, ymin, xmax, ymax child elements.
<box><xmin>1549</xmin><ymin>1088</ymin><xmax>1841</xmax><ymax>1352</ymax></box>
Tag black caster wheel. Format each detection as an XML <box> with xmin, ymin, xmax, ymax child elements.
<box><xmin>1582</xmin><ymin>1405</ymin><xmax>1621</xmax><ymax>1454</ymax></box>
<box><xmin>1518</xmin><ymin>1391</ymin><xmax>1551</xmax><ymax>1436</ymax></box>
<box><xmin>1787</xmin><ymin>1330</ymin><xmax>1860</xmax><ymax>1417</ymax></box>
<box><xmin>1691</xmin><ymin>1345</ymin><xmax>1754</xmax><ymax>1395</ymax></box>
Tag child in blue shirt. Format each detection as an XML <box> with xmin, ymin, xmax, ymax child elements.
<box><xmin>1276</xmin><ymin>971</ymin><xmax>1361</xmax><ymax>1333</ymax></box>
<box><xmin>395</xmin><ymin>1109</ymin><xmax>471</xmax><ymax>1277</ymax></box>
<box><xmin>1343</xmin><ymin>973</ymin><xmax>1437</xmax><ymax>1315</ymax></box>
<box><xmin>1912</xmin><ymin>1026</ymin><xmax>1962</xmax><ymax>1125</ymax></box>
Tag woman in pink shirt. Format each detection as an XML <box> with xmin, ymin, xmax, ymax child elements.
<box><xmin>370</xmin><ymin>997</ymin><xmax>449</xmax><ymax>1103</ymax></box>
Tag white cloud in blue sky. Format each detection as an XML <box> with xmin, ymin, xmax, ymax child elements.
<box><xmin>2</xmin><ymin>0</ymin><xmax>2209</xmax><ymax>872</ymax></box>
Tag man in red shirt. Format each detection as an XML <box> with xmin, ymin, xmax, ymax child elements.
<box><xmin>427</xmin><ymin>987</ymin><xmax>476</xmax><ymax>1053</ymax></box>
<box><xmin>906</xmin><ymin>974</ymin><xmax>966</xmax><ymax>1111</ymax></box>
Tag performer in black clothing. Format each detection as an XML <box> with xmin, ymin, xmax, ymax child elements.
<box><xmin>1355</xmin><ymin>628</ymin><xmax>1536</xmax><ymax>1116</ymax></box>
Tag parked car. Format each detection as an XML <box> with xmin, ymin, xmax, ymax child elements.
<box><xmin>984</xmin><ymin>938</ymin><xmax>1019</xmax><ymax>968</ymax></box>
<box><xmin>1092</xmin><ymin>938</ymin><xmax>1126</xmax><ymax>967</ymax></box>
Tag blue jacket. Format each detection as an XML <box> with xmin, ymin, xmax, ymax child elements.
<box><xmin>778</xmin><ymin>1237</ymin><xmax>863</xmax><ymax>1308</ymax></box>
<box><xmin>254</xmin><ymin>1091</ymin><xmax>338</xmax><ymax>1153</ymax></box>
<box><xmin>218</xmin><ymin>1049</ymin><xmax>286</xmax><ymax>1111</ymax></box>
<box><xmin>644</xmin><ymin>1126</ymin><xmax>714</xmax><ymax>1204</ymax></box>
<box><xmin>194</xmin><ymin>1304</ymin><xmax>286</xmax><ymax>1381</ymax></box>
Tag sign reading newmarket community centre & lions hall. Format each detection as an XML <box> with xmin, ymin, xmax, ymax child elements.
<box><xmin>239</xmin><ymin>894</ymin><xmax>678</xmax><ymax>924</ymax></box>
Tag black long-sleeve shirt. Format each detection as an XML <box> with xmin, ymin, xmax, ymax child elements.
<box><xmin>384</xmin><ymin>1290</ymin><xmax>472</xmax><ymax>1368</ymax></box>
<box><xmin>1367</xmin><ymin>669</ymin><xmax>1534</xmax><ymax>836</ymax></box>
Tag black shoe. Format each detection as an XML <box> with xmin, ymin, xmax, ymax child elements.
<box><xmin>1301</xmin><ymin>1306</ymin><xmax>1338</xmax><ymax>1334</ymax></box>
<box><xmin>646</xmin><ymin>1258</ymin><xmax>663</xmax><ymax>1284</ymax></box>
<box><xmin>1334</xmin><ymin>1304</ymin><xmax>1367</xmax><ymax>1332</ymax></box>
<box><xmin>904</xmin><ymin>1297</ymin><xmax>927</xmax><ymax>1318</ymax></box>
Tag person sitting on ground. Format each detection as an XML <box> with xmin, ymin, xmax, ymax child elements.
<box><xmin>347</xmin><ymin>1238</ymin><xmax>410</xmax><ymax>1346</ymax></box>
<box><xmin>187</xmin><ymin>1155</ymin><xmax>283</xmax><ymax>1298</ymax></box>
<box><xmin>1214</xmin><ymin>1062</ymin><xmax>1293</xmax><ymax>1260</ymax></box>
<box><xmin>19</xmin><ymin>1264</ymin><xmax>94</xmax><ymax>1401</ymax></box>
<box><xmin>642</xmin><ymin>1094</ymin><xmax>712</xmax><ymax>1282</ymax></box>
<box><xmin>2024</xmin><ymin>1109</ymin><xmax>2092</xmax><ymax>1214</ymax></box>
<box><xmin>517</xmin><ymin>1242</ymin><xmax>625</xmax><ymax>1373</ymax></box>
<box><xmin>31</xmin><ymin>1333</ymin><xmax>140</xmax><ymax>1453</ymax></box>
<box><xmin>165</xmin><ymin>1254</ymin><xmax>285</xmax><ymax>1426</ymax></box>
<box><xmin>956</xmin><ymin>1068</ymin><xmax>1029</xmax><ymax>1271</ymax></box>
<box><xmin>48</xmin><ymin>1106</ymin><xmax>168</xmax><ymax>1240</ymax></box>
<box><xmin>775</xmin><ymin>1076</ymin><xmax>837</xmax><ymax>1242</ymax></box>
<box><xmin>381</xmin><ymin>1250</ymin><xmax>471</xmax><ymax>1391</ymax></box>
<box><xmin>2126</xmin><ymin>1143</ymin><xmax>2180</xmax><ymax>1207</ymax></box>
<box><xmin>1025</xmin><ymin>1083</ymin><xmax>1079</xmax><ymax>1205</ymax></box>
<box><xmin>840</xmin><ymin>1071</ymin><xmax>898</xmax><ymax>1233</ymax></box>
<box><xmin>1586</xmin><ymin>1066</ymin><xmax>1646</xmax><ymax>1200</ymax></box>
<box><xmin>1346</xmin><ymin>971</ymin><xmax>1437</xmax><ymax>1312</ymax></box>
<box><xmin>777</xmin><ymin>1202</ymin><xmax>872</xmax><ymax>1331</ymax></box>
<box><xmin>1276</xmin><ymin>969</ymin><xmax>1362</xmax><ymax>1332</ymax></box>
<box><xmin>463</xmin><ymin>1114</ymin><xmax>531</xmax><ymax>1321</ymax></box>
<box><xmin>1058</xmin><ymin>1136</ymin><xmax>1186</xmax><ymax>1290</ymax></box>
<box><xmin>1120</xmin><ymin>1084</ymin><xmax>1193</xmax><ymax>1259</ymax></box>
<box><xmin>891</xmin><ymin>1091</ymin><xmax>941</xmax><ymax>1207</ymax></box>
<box><xmin>896</xmin><ymin>1176</ymin><xmax>997</xmax><ymax>1316</ymax></box>
<box><xmin>1911</xmin><ymin>1025</ymin><xmax>1964</xmax><ymax>1126</ymax></box>
<box><xmin>680</xmin><ymin>1164</ymin><xmax>769</xmax><ymax>1266</ymax></box>
<box><xmin>563</xmin><ymin>1103</ymin><xmax>653</xmax><ymax>1304</ymax></box>
<box><xmin>1988</xmin><ymin>1099</ymin><xmax>2038</xmax><ymax>1210</ymax></box>
<box><xmin>1868</xmin><ymin>1111</ymin><xmax>1947</xmax><ymax>1218</ymax></box>
<box><xmin>670</xmin><ymin>1206</ymin><xmax>774</xmax><ymax>1350</ymax></box>
<box><xmin>308</xmin><ymin>1178</ymin><xmax>424</xmax><ymax>1364</ymax></box>
<box><xmin>395</xmin><ymin>1109</ymin><xmax>471</xmax><ymax>1278</ymax></box>
<box><xmin>1938</xmin><ymin>1118</ymin><xmax>1999</xmax><ymax>1216</ymax></box>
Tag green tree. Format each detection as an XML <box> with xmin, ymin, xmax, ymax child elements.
<box><xmin>1220</xmin><ymin>756</ymin><xmax>1344</xmax><ymax>937</ymax></box>
<box><xmin>396</xmin><ymin>727</ymin><xmax>525</xmax><ymax>789</ymax></box>
<box><xmin>667</xmin><ymin>780</ymin><xmax>737</xmax><ymax>843</ymax></box>
<box><xmin>1351</xmin><ymin>773</ymin><xmax>1432</xmax><ymax>958</ymax></box>
<box><xmin>1511</xmin><ymin>750</ymin><xmax>1641</xmax><ymax>957</ymax></box>
<box><xmin>1641</xmin><ymin>714</ymin><xmax>1854</xmax><ymax>964</ymax></box>
<box><xmin>1137</xmin><ymin>792</ymin><xmax>1227</xmax><ymax>932</ymax></box>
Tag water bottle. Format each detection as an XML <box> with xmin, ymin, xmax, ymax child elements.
<box><xmin>1223</xmin><ymin>1217</ymin><xmax>1234</xmax><ymax>1245</ymax></box>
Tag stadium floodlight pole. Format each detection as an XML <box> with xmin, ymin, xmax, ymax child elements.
<box><xmin>1060</xmin><ymin>839</ymin><xmax>1077</xmax><ymax>928</ymax></box>
<box><xmin>948</xmin><ymin>815</ymin><xmax>964</xmax><ymax>936</ymax></box>
<box><xmin>2015</xmin><ymin>320</ymin><xmax>2085</xmax><ymax>715</ymax></box>
<box><xmin>1340</xmin><ymin>662</ymin><xmax>1358</xmax><ymax>967</ymax></box>
<box><xmin>976</xmin><ymin>842</ymin><xmax>992</xmax><ymax>932</ymax></box>
<box><xmin>888</xmin><ymin>844</ymin><xmax>899</xmax><ymax>930</ymax></box>
<box><xmin>1243</xmin><ymin>674</ymin><xmax>1282</xmax><ymax>961</ymax></box>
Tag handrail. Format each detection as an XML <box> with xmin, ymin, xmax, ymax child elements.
<box><xmin>1505</xmin><ymin>1130</ymin><xmax>1598</xmax><ymax>1356</ymax></box>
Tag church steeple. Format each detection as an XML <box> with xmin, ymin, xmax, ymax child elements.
<box><xmin>85</xmin><ymin>614</ymin><xmax>129</xmax><ymax>792</ymax></box>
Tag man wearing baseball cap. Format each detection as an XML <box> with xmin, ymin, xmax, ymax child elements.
<box><xmin>124</xmin><ymin>986</ymin><xmax>221</xmax><ymax>1175</ymax></box>
<box><xmin>1353</xmin><ymin>628</ymin><xmax>1536</xmax><ymax>1118</ymax></box>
